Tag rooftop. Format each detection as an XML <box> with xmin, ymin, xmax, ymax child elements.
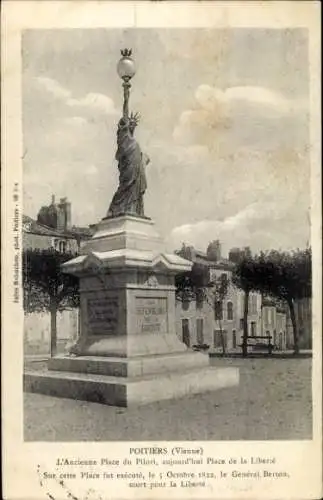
<box><xmin>23</xmin><ymin>215</ymin><xmax>93</xmax><ymax>239</ymax></box>
<box><xmin>176</xmin><ymin>246</ymin><xmax>235</xmax><ymax>270</ymax></box>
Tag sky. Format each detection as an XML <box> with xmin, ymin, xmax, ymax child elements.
<box><xmin>22</xmin><ymin>28</ymin><xmax>310</xmax><ymax>256</ymax></box>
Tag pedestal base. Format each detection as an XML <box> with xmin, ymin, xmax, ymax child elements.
<box><xmin>24</xmin><ymin>352</ymin><xmax>239</xmax><ymax>407</ymax></box>
<box><xmin>68</xmin><ymin>332</ymin><xmax>188</xmax><ymax>358</ymax></box>
<box><xmin>47</xmin><ymin>351</ymin><xmax>208</xmax><ymax>377</ymax></box>
<box><xmin>25</xmin><ymin>215</ymin><xmax>240</xmax><ymax>407</ymax></box>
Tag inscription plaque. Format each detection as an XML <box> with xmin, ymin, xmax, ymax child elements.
<box><xmin>87</xmin><ymin>297</ymin><xmax>118</xmax><ymax>335</ymax></box>
<box><xmin>136</xmin><ymin>297</ymin><xmax>168</xmax><ymax>334</ymax></box>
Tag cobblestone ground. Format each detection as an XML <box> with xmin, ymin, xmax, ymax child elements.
<box><xmin>24</xmin><ymin>357</ymin><xmax>312</xmax><ymax>441</ymax></box>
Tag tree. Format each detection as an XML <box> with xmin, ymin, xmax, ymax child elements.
<box><xmin>23</xmin><ymin>248</ymin><xmax>80</xmax><ymax>357</ymax></box>
<box><xmin>211</xmin><ymin>274</ymin><xmax>229</xmax><ymax>355</ymax></box>
<box><xmin>232</xmin><ymin>248</ymin><xmax>312</xmax><ymax>355</ymax></box>
<box><xmin>231</xmin><ymin>253</ymin><xmax>258</xmax><ymax>357</ymax></box>
<box><xmin>175</xmin><ymin>263</ymin><xmax>230</xmax><ymax>352</ymax></box>
<box><xmin>175</xmin><ymin>262</ymin><xmax>210</xmax><ymax>303</ymax></box>
<box><xmin>256</xmin><ymin>248</ymin><xmax>312</xmax><ymax>354</ymax></box>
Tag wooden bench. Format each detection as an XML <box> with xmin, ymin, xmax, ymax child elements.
<box><xmin>239</xmin><ymin>336</ymin><xmax>273</xmax><ymax>355</ymax></box>
<box><xmin>192</xmin><ymin>344</ymin><xmax>210</xmax><ymax>352</ymax></box>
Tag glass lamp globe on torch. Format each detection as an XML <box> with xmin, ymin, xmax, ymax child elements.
<box><xmin>117</xmin><ymin>49</ymin><xmax>136</xmax><ymax>120</ymax></box>
<box><xmin>117</xmin><ymin>49</ymin><xmax>136</xmax><ymax>81</ymax></box>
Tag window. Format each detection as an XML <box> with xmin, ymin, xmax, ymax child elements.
<box><xmin>240</xmin><ymin>318</ymin><xmax>244</xmax><ymax>330</ymax></box>
<box><xmin>196</xmin><ymin>318</ymin><xmax>204</xmax><ymax>345</ymax></box>
<box><xmin>220</xmin><ymin>273</ymin><xmax>228</xmax><ymax>284</ymax></box>
<box><xmin>279</xmin><ymin>332</ymin><xmax>283</xmax><ymax>350</ymax></box>
<box><xmin>250</xmin><ymin>294</ymin><xmax>257</xmax><ymax>315</ymax></box>
<box><xmin>227</xmin><ymin>301</ymin><xmax>233</xmax><ymax>320</ymax></box>
<box><xmin>214</xmin><ymin>301</ymin><xmax>223</xmax><ymax>320</ymax></box>
<box><xmin>251</xmin><ymin>321</ymin><xmax>256</xmax><ymax>336</ymax></box>
<box><xmin>209</xmin><ymin>269</ymin><xmax>216</xmax><ymax>282</ymax></box>
<box><xmin>58</xmin><ymin>240</ymin><xmax>67</xmax><ymax>253</ymax></box>
<box><xmin>196</xmin><ymin>289</ymin><xmax>204</xmax><ymax>309</ymax></box>
<box><xmin>270</xmin><ymin>308</ymin><xmax>275</xmax><ymax>325</ymax></box>
<box><xmin>214</xmin><ymin>330</ymin><xmax>221</xmax><ymax>348</ymax></box>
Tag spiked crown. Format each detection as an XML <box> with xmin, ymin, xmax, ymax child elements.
<box><xmin>129</xmin><ymin>111</ymin><xmax>140</xmax><ymax>128</ymax></box>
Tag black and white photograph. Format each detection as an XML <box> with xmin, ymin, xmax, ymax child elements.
<box><xmin>2</xmin><ymin>2</ymin><xmax>322</xmax><ymax>500</ymax></box>
<box><xmin>22</xmin><ymin>25</ymin><xmax>313</xmax><ymax>441</ymax></box>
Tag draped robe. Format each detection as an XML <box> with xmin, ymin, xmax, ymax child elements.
<box><xmin>107</xmin><ymin>119</ymin><xmax>148</xmax><ymax>217</ymax></box>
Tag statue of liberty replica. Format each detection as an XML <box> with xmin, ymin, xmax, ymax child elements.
<box><xmin>107</xmin><ymin>49</ymin><xmax>150</xmax><ymax>218</ymax></box>
<box><xmin>27</xmin><ymin>48</ymin><xmax>235</xmax><ymax>410</ymax></box>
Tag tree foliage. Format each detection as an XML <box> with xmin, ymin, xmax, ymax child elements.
<box><xmin>175</xmin><ymin>263</ymin><xmax>230</xmax><ymax>352</ymax></box>
<box><xmin>256</xmin><ymin>248</ymin><xmax>312</xmax><ymax>301</ymax></box>
<box><xmin>23</xmin><ymin>248</ymin><xmax>80</xmax><ymax>356</ymax></box>
<box><xmin>175</xmin><ymin>263</ymin><xmax>210</xmax><ymax>303</ymax></box>
<box><xmin>23</xmin><ymin>248</ymin><xmax>80</xmax><ymax>311</ymax></box>
<box><xmin>254</xmin><ymin>248</ymin><xmax>312</xmax><ymax>353</ymax></box>
<box><xmin>232</xmin><ymin>247</ymin><xmax>312</xmax><ymax>354</ymax></box>
<box><xmin>176</xmin><ymin>245</ymin><xmax>312</xmax><ymax>355</ymax></box>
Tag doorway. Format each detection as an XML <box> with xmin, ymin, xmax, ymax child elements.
<box><xmin>196</xmin><ymin>318</ymin><xmax>204</xmax><ymax>345</ymax></box>
<box><xmin>182</xmin><ymin>319</ymin><xmax>190</xmax><ymax>347</ymax></box>
<box><xmin>232</xmin><ymin>330</ymin><xmax>237</xmax><ymax>349</ymax></box>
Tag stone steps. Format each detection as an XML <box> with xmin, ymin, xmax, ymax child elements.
<box><xmin>24</xmin><ymin>365</ymin><xmax>239</xmax><ymax>407</ymax></box>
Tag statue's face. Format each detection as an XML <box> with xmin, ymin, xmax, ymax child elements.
<box><xmin>118</xmin><ymin>118</ymin><xmax>126</xmax><ymax>128</ymax></box>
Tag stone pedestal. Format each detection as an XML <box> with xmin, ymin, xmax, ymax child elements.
<box><xmin>24</xmin><ymin>215</ymin><xmax>239</xmax><ymax>407</ymax></box>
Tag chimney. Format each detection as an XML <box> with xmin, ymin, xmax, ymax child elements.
<box><xmin>207</xmin><ymin>240</ymin><xmax>221</xmax><ymax>261</ymax></box>
<box><xmin>229</xmin><ymin>248</ymin><xmax>241</xmax><ymax>263</ymax></box>
<box><xmin>57</xmin><ymin>197</ymin><xmax>72</xmax><ymax>231</ymax></box>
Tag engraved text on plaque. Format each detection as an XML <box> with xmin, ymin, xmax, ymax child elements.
<box><xmin>136</xmin><ymin>297</ymin><xmax>168</xmax><ymax>334</ymax></box>
<box><xmin>87</xmin><ymin>297</ymin><xmax>119</xmax><ymax>335</ymax></box>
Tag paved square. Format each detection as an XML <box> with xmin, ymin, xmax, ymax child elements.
<box><xmin>24</xmin><ymin>357</ymin><xmax>312</xmax><ymax>441</ymax></box>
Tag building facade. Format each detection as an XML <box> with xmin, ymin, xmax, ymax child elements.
<box><xmin>23</xmin><ymin>195</ymin><xmax>93</xmax><ymax>252</ymax></box>
<box><xmin>261</xmin><ymin>298</ymin><xmax>288</xmax><ymax>350</ymax></box>
<box><xmin>175</xmin><ymin>242</ymin><xmax>288</xmax><ymax>352</ymax></box>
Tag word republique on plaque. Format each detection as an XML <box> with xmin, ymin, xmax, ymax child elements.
<box><xmin>136</xmin><ymin>297</ymin><xmax>168</xmax><ymax>334</ymax></box>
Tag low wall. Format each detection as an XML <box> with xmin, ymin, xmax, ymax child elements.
<box><xmin>24</xmin><ymin>309</ymin><xmax>79</xmax><ymax>355</ymax></box>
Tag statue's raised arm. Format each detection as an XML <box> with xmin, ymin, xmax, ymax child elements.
<box><xmin>122</xmin><ymin>81</ymin><xmax>130</xmax><ymax>122</ymax></box>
